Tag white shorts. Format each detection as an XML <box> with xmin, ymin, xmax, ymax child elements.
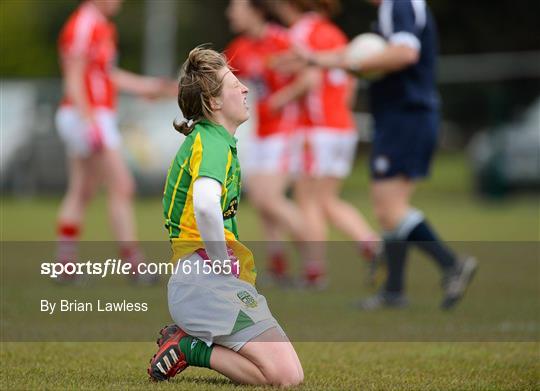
<box><xmin>242</xmin><ymin>133</ymin><xmax>291</xmax><ymax>176</ymax></box>
<box><xmin>290</xmin><ymin>128</ymin><xmax>359</xmax><ymax>178</ymax></box>
<box><xmin>167</xmin><ymin>252</ymin><xmax>284</xmax><ymax>351</ymax></box>
<box><xmin>55</xmin><ymin>106</ymin><xmax>121</xmax><ymax>157</ymax></box>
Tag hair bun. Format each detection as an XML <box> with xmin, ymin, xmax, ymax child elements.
<box><xmin>174</xmin><ymin>45</ymin><xmax>228</xmax><ymax>136</ymax></box>
<box><xmin>186</xmin><ymin>59</ymin><xmax>199</xmax><ymax>73</ymax></box>
<box><xmin>173</xmin><ymin>117</ymin><xmax>200</xmax><ymax>136</ymax></box>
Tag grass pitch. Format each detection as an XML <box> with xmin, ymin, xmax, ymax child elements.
<box><xmin>1</xmin><ymin>342</ymin><xmax>538</xmax><ymax>390</ymax></box>
<box><xmin>1</xmin><ymin>154</ymin><xmax>539</xmax><ymax>390</ymax></box>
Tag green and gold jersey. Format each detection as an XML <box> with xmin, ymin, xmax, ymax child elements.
<box><xmin>163</xmin><ymin>119</ymin><xmax>256</xmax><ymax>284</ymax></box>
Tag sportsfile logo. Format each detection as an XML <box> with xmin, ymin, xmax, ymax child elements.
<box><xmin>40</xmin><ymin>259</ymin><xmax>170</xmax><ymax>278</ymax></box>
<box><xmin>40</xmin><ymin>258</ymin><xmax>240</xmax><ymax>278</ymax></box>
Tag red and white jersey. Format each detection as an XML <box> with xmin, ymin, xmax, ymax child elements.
<box><xmin>225</xmin><ymin>24</ymin><xmax>297</xmax><ymax>138</ymax></box>
<box><xmin>289</xmin><ymin>13</ymin><xmax>355</xmax><ymax>132</ymax></box>
<box><xmin>58</xmin><ymin>1</ymin><xmax>118</xmax><ymax>110</ymax></box>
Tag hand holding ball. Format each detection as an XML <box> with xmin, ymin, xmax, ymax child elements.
<box><xmin>345</xmin><ymin>33</ymin><xmax>387</xmax><ymax>80</ymax></box>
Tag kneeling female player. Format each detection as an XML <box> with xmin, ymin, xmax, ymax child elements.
<box><xmin>147</xmin><ymin>47</ymin><xmax>303</xmax><ymax>387</ymax></box>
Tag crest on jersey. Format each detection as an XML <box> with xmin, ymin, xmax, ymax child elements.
<box><xmin>223</xmin><ymin>197</ymin><xmax>238</xmax><ymax>220</ymax></box>
<box><xmin>374</xmin><ymin>155</ymin><xmax>390</xmax><ymax>174</ymax></box>
<box><xmin>237</xmin><ymin>290</ymin><xmax>258</xmax><ymax>308</ymax></box>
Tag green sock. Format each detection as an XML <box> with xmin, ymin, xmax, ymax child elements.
<box><xmin>179</xmin><ymin>336</ymin><xmax>213</xmax><ymax>368</ymax></box>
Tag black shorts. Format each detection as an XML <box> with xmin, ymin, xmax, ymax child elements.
<box><xmin>370</xmin><ymin>108</ymin><xmax>438</xmax><ymax>180</ymax></box>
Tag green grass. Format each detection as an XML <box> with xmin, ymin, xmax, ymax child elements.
<box><xmin>1</xmin><ymin>342</ymin><xmax>538</xmax><ymax>390</ymax></box>
<box><xmin>1</xmin><ymin>153</ymin><xmax>539</xmax><ymax>390</ymax></box>
<box><xmin>1</xmin><ymin>154</ymin><xmax>538</xmax><ymax>242</ymax></box>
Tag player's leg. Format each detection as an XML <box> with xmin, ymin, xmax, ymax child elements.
<box><xmin>293</xmin><ymin>176</ymin><xmax>327</xmax><ymax>241</ymax></box>
<box><xmin>99</xmin><ymin>146</ymin><xmax>155</xmax><ymax>283</ymax></box>
<box><xmin>371</xmin><ymin>109</ymin><xmax>464</xmax><ymax>289</ymax></box>
<box><xmin>366</xmin><ymin>108</ymin><xmax>476</xmax><ymax>308</ymax></box>
<box><xmin>371</xmin><ymin>176</ymin><xmax>414</xmax><ymax>231</ymax></box>
<box><xmin>96</xmin><ymin>109</ymin><xmax>152</xmax><ymax>281</ymax></box>
<box><xmin>246</xmin><ymin>173</ymin><xmax>308</xmax><ymax>242</ymax></box>
<box><xmin>292</xmin><ymin>128</ymin><xmax>328</xmax><ymax>244</ymax></box>
<box><xmin>370</xmin><ymin>176</ymin><xmax>477</xmax><ymax>309</ymax></box>
<box><xmin>91</xmin><ymin>109</ymin><xmax>137</xmax><ymax>244</ymax></box>
<box><xmin>294</xmin><ymin>175</ymin><xmax>328</xmax><ymax>285</ymax></box>
<box><xmin>151</xmin><ymin>263</ymin><xmax>303</xmax><ymax>386</ymax></box>
<box><xmin>246</xmin><ymin>134</ymin><xmax>314</xmax><ymax>280</ymax></box>
<box><xmin>56</xmin><ymin>107</ymin><xmax>102</xmax><ymax>248</ymax></box>
<box><xmin>234</xmin><ymin>327</ymin><xmax>303</xmax><ymax>386</ymax></box>
<box><xmin>58</xmin><ymin>154</ymin><xmax>101</xmax><ymax>231</ymax></box>
<box><xmin>317</xmin><ymin>176</ymin><xmax>380</xmax><ymax>258</ymax></box>
<box><xmin>208</xmin><ymin>343</ymin><xmax>267</xmax><ymax>384</ymax></box>
<box><xmin>257</xmin><ymin>206</ymin><xmax>290</xmax><ymax>280</ymax></box>
<box><xmin>210</xmin><ymin>327</ymin><xmax>303</xmax><ymax>386</ymax></box>
<box><xmin>358</xmin><ymin>107</ymin><xmax>419</xmax><ymax>307</ymax></box>
<box><xmin>371</xmin><ymin>176</ymin><xmax>414</xmax><ymax>294</ymax></box>
<box><xmin>392</xmin><ymin>112</ymin><xmax>460</xmax><ymax>274</ymax></box>
<box><xmin>247</xmin><ymin>173</ymin><xmax>310</xmax><ymax>281</ymax></box>
<box><xmin>309</xmin><ymin>130</ymin><xmax>380</xmax><ymax>246</ymax></box>
<box><xmin>56</xmin><ymin>154</ymin><xmax>101</xmax><ymax>273</ymax></box>
<box><xmin>149</xmin><ymin>325</ymin><xmax>302</xmax><ymax>386</ymax></box>
<box><xmin>100</xmin><ymin>147</ymin><xmax>136</xmax><ymax>243</ymax></box>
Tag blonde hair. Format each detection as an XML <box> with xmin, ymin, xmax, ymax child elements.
<box><xmin>173</xmin><ymin>46</ymin><xmax>228</xmax><ymax>135</ymax></box>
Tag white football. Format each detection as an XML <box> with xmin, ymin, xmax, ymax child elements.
<box><xmin>345</xmin><ymin>33</ymin><xmax>387</xmax><ymax>80</ymax></box>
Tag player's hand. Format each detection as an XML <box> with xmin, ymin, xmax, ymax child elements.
<box><xmin>195</xmin><ymin>247</ymin><xmax>240</xmax><ymax>278</ymax></box>
<box><xmin>141</xmin><ymin>77</ymin><xmax>177</xmax><ymax>100</ymax></box>
<box><xmin>269</xmin><ymin>48</ymin><xmax>307</xmax><ymax>75</ymax></box>
<box><xmin>267</xmin><ymin>92</ymin><xmax>286</xmax><ymax>113</ymax></box>
<box><xmin>343</xmin><ymin>57</ymin><xmax>363</xmax><ymax>76</ymax></box>
<box><xmin>157</xmin><ymin>78</ymin><xmax>179</xmax><ymax>97</ymax></box>
<box><xmin>292</xmin><ymin>44</ymin><xmax>315</xmax><ymax>65</ymax></box>
<box><xmin>83</xmin><ymin>116</ymin><xmax>104</xmax><ymax>153</ymax></box>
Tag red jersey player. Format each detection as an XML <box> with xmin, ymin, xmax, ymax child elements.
<box><xmin>225</xmin><ymin>0</ymin><xmax>315</xmax><ymax>282</ymax></box>
<box><xmin>271</xmin><ymin>0</ymin><xmax>381</xmax><ymax>287</ymax></box>
<box><xmin>55</xmin><ymin>0</ymin><xmax>175</xmax><ymax>283</ymax></box>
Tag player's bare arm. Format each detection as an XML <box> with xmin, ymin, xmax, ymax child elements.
<box><xmin>304</xmin><ymin>43</ymin><xmax>419</xmax><ymax>74</ymax></box>
<box><xmin>267</xmin><ymin>66</ymin><xmax>321</xmax><ymax>112</ymax></box>
<box><xmin>347</xmin><ymin>44</ymin><xmax>419</xmax><ymax>74</ymax></box>
<box><xmin>110</xmin><ymin>68</ymin><xmax>177</xmax><ymax>99</ymax></box>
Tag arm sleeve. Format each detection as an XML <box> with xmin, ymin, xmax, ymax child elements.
<box><xmin>193</xmin><ymin>177</ymin><xmax>229</xmax><ymax>261</ymax></box>
<box><xmin>384</xmin><ymin>0</ymin><xmax>423</xmax><ymax>50</ymax></box>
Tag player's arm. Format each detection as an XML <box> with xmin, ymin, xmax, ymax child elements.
<box><xmin>63</xmin><ymin>55</ymin><xmax>94</xmax><ymax>121</ymax></box>
<box><xmin>353</xmin><ymin>0</ymin><xmax>420</xmax><ymax>74</ymax></box>
<box><xmin>303</xmin><ymin>43</ymin><xmax>418</xmax><ymax>74</ymax></box>
<box><xmin>347</xmin><ymin>44</ymin><xmax>419</xmax><ymax>74</ymax></box>
<box><xmin>192</xmin><ymin>177</ymin><xmax>229</xmax><ymax>262</ymax></box>
<box><xmin>111</xmin><ymin>68</ymin><xmax>177</xmax><ymax>99</ymax></box>
<box><xmin>267</xmin><ymin>66</ymin><xmax>322</xmax><ymax>112</ymax></box>
<box><xmin>301</xmin><ymin>46</ymin><xmax>347</xmax><ymax>69</ymax></box>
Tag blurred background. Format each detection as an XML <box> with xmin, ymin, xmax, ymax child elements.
<box><xmin>0</xmin><ymin>0</ymin><xmax>539</xmax><ymax>232</ymax></box>
<box><xmin>0</xmin><ymin>0</ymin><xmax>538</xmax><ymax>348</ymax></box>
